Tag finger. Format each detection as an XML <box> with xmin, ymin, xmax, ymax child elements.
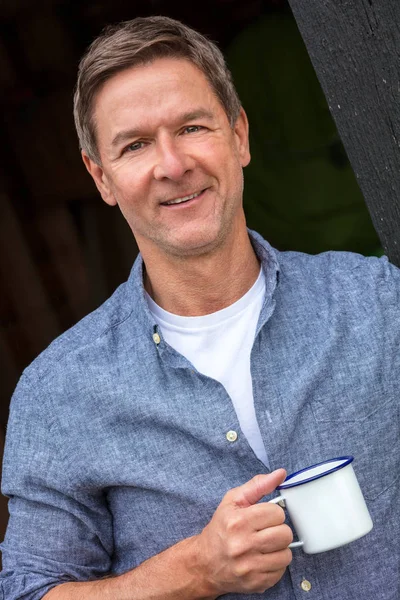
<box><xmin>227</xmin><ymin>470</ymin><xmax>287</xmax><ymax>509</ymax></box>
<box><xmin>259</xmin><ymin>548</ymin><xmax>293</xmax><ymax>574</ymax></box>
<box><xmin>235</xmin><ymin>548</ymin><xmax>292</xmax><ymax>581</ymax></box>
<box><xmin>256</xmin><ymin>524</ymin><xmax>294</xmax><ymax>553</ymax></box>
<box><xmin>261</xmin><ymin>548</ymin><xmax>293</xmax><ymax>572</ymax></box>
<box><xmin>240</xmin><ymin>501</ymin><xmax>286</xmax><ymax>531</ymax></box>
<box><xmin>253</xmin><ymin>568</ymin><xmax>288</xmax><ymax>594</ymax></box>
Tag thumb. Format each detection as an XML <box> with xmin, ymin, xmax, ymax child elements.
<box><xmin>230</xmin><ymin>469</ymin><xmax>287</xmax><ymax>508</ymax></box>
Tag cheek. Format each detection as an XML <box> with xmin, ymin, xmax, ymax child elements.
<box><xmin>111</xmin><ymin>173</ymin><xmax>146</xmax><ymax>205</ymax></box>
<box><xmin>222</xmin><ymin>151</ymin><xmax>245</xmax><ymax>187</ymax></box>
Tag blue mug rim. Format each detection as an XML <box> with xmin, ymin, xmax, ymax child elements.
<box><xmin>277</xmin><ymin>456</ymin><xmax>354</xmax><ymax>490</ymax></box>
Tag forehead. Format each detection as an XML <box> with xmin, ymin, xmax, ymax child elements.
<box><xmin>93</xmin><ymin>58</ymin><xmax>226</xmax><ymax>139</ymax></box>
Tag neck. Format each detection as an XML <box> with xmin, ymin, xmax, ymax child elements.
<box><xmin>142</xmin><ymin>227</ymin><xmax>260</xmax><ymax>317</ymax></box>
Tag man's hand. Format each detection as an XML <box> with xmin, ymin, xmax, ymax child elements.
<box><xmin>195</xmin><ymin>469</ymin><xmax>293</xmax><ymax>596</ymax></box>
<box><xmin>44</xmin><ymin>470</ymin><xmax>292</xmax><ymax>600</ymax></box>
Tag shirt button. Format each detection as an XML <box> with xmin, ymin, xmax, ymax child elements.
<box><xmin>300</xmin><ymin>579</ymin><xmax>312</xmax><ymax>592</ymax></box>
<box><xmin>152</xmin><ymin>332</ymin><xmax>161</xmax><ymax>344</ymax></box>
<box><xmin>226</xmin><ymin>430</ymin><xmax>238</xmax><ymax>442</ymax></box>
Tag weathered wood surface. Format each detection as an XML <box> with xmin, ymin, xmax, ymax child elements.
<box><xmin>288</xmin><ymin>0</ymin><xmax>400</xmax><ymax>265</ymax></box>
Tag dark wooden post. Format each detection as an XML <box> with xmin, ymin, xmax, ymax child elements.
<box><xmin>288</xmin><ymin>0</ymin><xmax>400</xmax><ymax>265</ymax></box>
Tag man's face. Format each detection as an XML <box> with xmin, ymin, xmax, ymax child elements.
<box><xmin>84</xmin><ymin>57</ymin><xmax>250</xmax><ymax>259</ymax></box>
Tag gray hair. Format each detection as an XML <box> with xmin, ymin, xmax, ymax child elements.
<box><xmin>73</xmin><ymin>15</ymin><xmax>241</xmax><ymax>164</ymax></box>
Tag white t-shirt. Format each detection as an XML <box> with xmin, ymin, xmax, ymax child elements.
<box><xmin>146</xmin><ymin>269</ymin><xmax>268</xmax><ymax>465</ymax></box>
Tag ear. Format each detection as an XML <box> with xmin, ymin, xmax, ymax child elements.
<box><xmin>233</xmin><ymin>107</ymin><xmax>251</xmax><ymax>168</ymax></box>
<box><xmin>81</xmin><ymin>151</ymin><xmax>118</xmax><ymax>206</ymax></box>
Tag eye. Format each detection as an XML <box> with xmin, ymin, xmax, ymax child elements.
<box><xmin>124</xmin><ymin>141</ymin><xmax>145</xmax><ymax>153</ymax></box>
<box><xmin>183</xmin><ymin>125</ymin><xmax>204</xmax><ymax>134</ymax></box>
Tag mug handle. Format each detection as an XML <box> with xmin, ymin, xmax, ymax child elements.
<box><xmin>269</xmin><ymin>496</ymin><xmax>304</xmax><ymax>549</ymax></box>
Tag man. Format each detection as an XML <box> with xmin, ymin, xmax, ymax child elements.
<box><xmin>1</xmin><ymin>15</ymin><xmax>399</xmax><ymax>600</ymax></box>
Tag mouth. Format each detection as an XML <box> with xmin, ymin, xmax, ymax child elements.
<box><xmin>160</xmin><ymin>189</ymin><xmax>207</xmax><ymax>206</ymax></box>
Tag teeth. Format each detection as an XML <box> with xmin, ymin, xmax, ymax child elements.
<box><xmin>164</xmin><ymin>191</ymin><xmax>201</xmax><ymax>205</ymax></box>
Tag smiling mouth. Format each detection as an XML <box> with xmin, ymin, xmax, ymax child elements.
<box><xmin>161</xmin><ymin>189</ymin><xmax>205</xmax><ymax>206</ymax></box>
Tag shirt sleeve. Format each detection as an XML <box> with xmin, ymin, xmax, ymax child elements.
<box><xmin>0</xmin><ymin>373</ymin><xmax>114</xmax><ymax>600</ymax></box>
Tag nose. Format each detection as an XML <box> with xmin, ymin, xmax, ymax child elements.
<box><xmin>153</xmin><ymin>137</ymin><xmax>195</xmax><ymax>181</ymax></box>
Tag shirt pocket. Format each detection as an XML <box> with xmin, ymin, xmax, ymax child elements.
<box><xmin>310</xmin><ymin>390</ymin><xmax>399</xmax><ymax>501</ymax></box>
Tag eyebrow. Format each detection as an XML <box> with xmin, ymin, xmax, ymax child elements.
<box><xmin>110</xmin><ymin>109</ymin><xmax>215</xmax><ymax>148</ymax></box>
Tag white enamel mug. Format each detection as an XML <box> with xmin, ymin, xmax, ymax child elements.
<box><xmin>269</xmin><ymin>456</ymin><xmax>373</xmax><ymax>554</ymax></box>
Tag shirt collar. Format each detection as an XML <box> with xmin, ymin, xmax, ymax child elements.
<box><xmin>248</xmin><ymin>229</ymin><xmax>281</xmax><ymax>335</ymax></box>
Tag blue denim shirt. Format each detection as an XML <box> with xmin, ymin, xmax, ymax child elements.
<box><xmin>1</xmin><ymin>231</ymin><xmax>399</xmax><ymax>600</ymax></box>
